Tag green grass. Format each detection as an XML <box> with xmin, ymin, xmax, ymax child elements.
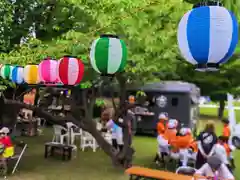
<box><xmin>205</xmin><ymin>101</ymin><xmax>240</xmax><ymax>106</ymax></box>
<box><xmin>200</xmin><ymin>107</ymin><xmax>240</xmax><ymax>121</ymax></box>
<box><xmin>6</xmin><ymin>107</ymin><xmax>240</xmax><ymax>180</ymax></box>
<box><xmin>8</xmin><ymin>131</ymin><xmax>157</xmax><ymax>180</ymax></box>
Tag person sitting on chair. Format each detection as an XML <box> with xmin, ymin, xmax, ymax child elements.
<box><xmin>0</xmin><ymin>127</ymin><xmax>14</xmax><ymax>158</ymax></box>
<box><xmin>171</xmin><ymin>127</ymin><xmax>192</xmax><ymax>167</ymax></box>
<box><xmin>160</xmin><ymin>120</ymin><xmax>178</xmax><ymax>163</ymax></box>
<box><xmin>215</xmin><ymin>136</ymin><xmax>232</xmax><ymax>172</ymax></box>
<box><xmin>194</xmin><ymin>155</ymin><xmax>234</xmax><ymax>180</ymax></box>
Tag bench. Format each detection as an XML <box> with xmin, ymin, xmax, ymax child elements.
<box><xmin>44</xmin><ymin>142</ymin><xmax>73</xmax><ymax>161</ymax></box>
<box><xmin>125</xmin><ymin>166</ymin><xmax>193</xmax><ymax>180</ymax></box>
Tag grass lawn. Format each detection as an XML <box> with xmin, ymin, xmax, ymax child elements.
<box><xmin>200</xmin><ymin>107</ymin><xmax>240</xmax><ymax>121</ymax></box>
<box><xmin>7</xmin><ymin>107</ymin><xmax>240</xmax><ymax>180</ymax></box>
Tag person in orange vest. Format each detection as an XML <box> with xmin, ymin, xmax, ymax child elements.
<box><xmin>222</xmin><ymin>119</ymin><xmax>231</xmax><ymax>139</ymax></box>
<box><xmin>164</xmin><ymin>119</ymin><xmax>178</xmax><ymax>144</ymax></box>
<box><xmin>157</xmin><ymin>113</ymin><xmax>168</xmax><ymax>136</ymax></box>
<box><xmin>154</xmin><ymin>118</ymin><xmax>174</xmax><ymax>164</ymax></box>
<box><xmin>171</xmin><ymin>127</ymin><xmax>192</xmax><ymax>166</ymax></box>
<box><xmin>221</xmin><ymin>120</ymin><xmax>235</xmax><ymax>169</ymax></box>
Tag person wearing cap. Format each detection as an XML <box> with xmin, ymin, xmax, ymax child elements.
<box><xmin>0</xmin><ymin>127</ymin><xmax>14</xmax><ymax>158</ymax></box>
<box><xmin>154</xmin><ymin>132</ymin><xmax>169</xmax><ymax>164</ymax></box>
<box><xmin>194</xmin><ymin>155</ymin><xmax>234</xmax><ymax>180</ymax></box>
<box><xmin>164</xmin><ymin>119</ymin><xmax>178</xmax><ymax>145</ymax></box>
<box><xmin>157</xmin><ymin>113</ymin><xmax>168</xmax><ymax>136</ymax></box>
<box><xmin>196</xmin><ymin>121</ymin><xmax>218</xmax><ymax>169</ymax></box>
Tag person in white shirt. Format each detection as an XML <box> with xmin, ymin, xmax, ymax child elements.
<box><xmin>214</xmin><ymin>136</ymin><xmax>229</xmax><ymax>165</ymax></box>
<box><xmin>106</xmin><ymin>119</ymin><xmax>123</xmax><ymax>151</ymax></box>
<box><xmin>195</xmin><ymin>155</ymin><xmax>234</xmax><ymax>180</ymax></box>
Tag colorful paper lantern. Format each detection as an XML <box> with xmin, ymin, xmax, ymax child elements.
<box><xmin>1</xmin><ymin>65</ymin><xmax>11</xmax><ymax>79</ymax></box>
<box><xmin>58</xmin><ymin>56</ymin><xmax>84</xmax><ymax>85</ymax></box>
<box><xmin>24</xmin><ymin>65</ymin><xmax>39</xmax><ymax>84</ymax></box>
<box><xmin>90</xmin><ymin>35</ymin><xmax>127</xmax><ymax>75</ymax></box>
<box><xmin>39</xmin><ymin>58</ymin><xmax>58</xmax><ymax>83</ymax></box>
<box><xmin>9</xmin><ymin>66</ymin><xmax>15</xmax><ymax>80</ymax></box>
<box><xmin>12</xmin><ymin>66</ymin><xmax>24</xmax><ymax>84</ymax></box>
<box><xmin>177</xmin><ymin>6</ymin><xmax>238</xmax><ymax>71</ymax></box>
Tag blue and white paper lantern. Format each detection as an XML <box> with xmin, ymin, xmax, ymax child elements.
<box><xmin>177</xmin><ymin>6</ymin><xmax>238</xmax><ymax>71</ymax></box>
<box><xmin>12</xmin><ymin>66</ymin><xmax>24</xmax><ymax>84</ymax></box>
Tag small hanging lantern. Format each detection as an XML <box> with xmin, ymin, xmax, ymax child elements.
<box><xmin>1</xmin><ymin>64</ymin><xmax>11</xmax><ymax>79</ymax></box>
<box><xmin>24</xmin><ymin>65</ymin><xmax>39</xmax><ymax>84</ymax></box>
<box><xmin>39</xmin><ymin>58</ymin><xmax>58</xmax><ymax>83</ymax></box>
<box><xmin>12</xmin><ymin>66</ymin><xmax>24</xmax><ymax>84</ymax></box>
<box><xmin>58</xmin><ymin>56</ymin><xmax>84</xmax><ymax>85</ymax></box>
<box><xmin>177</xmin><ymin>5</ymin><xmax>238</xmax><ymax>71</ymax></box>
<box><xmin>90</xmin><ymin>34</ymin><xmax>127</xmax><ymax>75</ymax></box>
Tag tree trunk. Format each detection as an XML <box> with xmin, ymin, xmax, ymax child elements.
<box><xmin>218</xmin><ymin>99</ymin><xmax>225</xmax><ymax>120</ymax></box>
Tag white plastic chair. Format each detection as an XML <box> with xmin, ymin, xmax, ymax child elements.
<box><xmin>80</xmin><ymin>131</ymin><xmax>97</xmax><ymax>152</ymax></box>
<box><xmin>52</xmin><ymin>125</ymin><xmax>69</xmax><ymax>144</ymax></box>
<box><xmin>96</xmin><ymin>122</ymin><xmax>102</xmax><ymax>131</ymax></box>
<box><xmin>66</xmin><ymin>122</ymin><xmax>82</xmax><ymax>145</ymax></box>
<box><xmin>103</xmin><ymin>132</ymin><xmax>112</xmax><ymax>145</ymax></box>
<box><xmin>176</xmin><ymin>166</ymin><xmax>196</xmax><ymax>175</ymax></box>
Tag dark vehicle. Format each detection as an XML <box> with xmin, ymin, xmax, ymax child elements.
<box><xmin>127</xmin><ymin>81</ymin><xmax>200</xmax><ymax>135</ymax></box>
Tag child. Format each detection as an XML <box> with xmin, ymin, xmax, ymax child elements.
<box><xmin>164</xmin><ymin>119</ymin><xmax>178</xmax><ymax>142</ymax></box>
<box><xmin>0</xmin><ymin>127</ymin><xmax>14</xmax><ymax>158</ymax></box>
<box><xmin>222</xmin><ymin>119</ymin><xmax>235</xmax><ymax>169</ymax></box>
<box><xmin>222</xmin><ymin>119</ymin><xmax>231</xmax><ymax>139</ymax></box>
<box><xmin>157</xmin><ymin>113</ymin><xmax>168</xmax><ymax>136</ymax></box>
<box><xmin>195</xmin><ymin>155</ymin><xmax>234</xmax><ymax>180</ymax></box>
<box><xmin>172</xmin><ymin>127</ymin><xmax>192</xmax><ymax>166</ymax></box>
<box><xmin>215</xmin><ymin>136</ymin><xmax>230</xmax><ymax>170</ymax></box>
<box><xmin>106</xmin><ymin>119</ymin><xmax>123</xmax><ymax>151</ymax></box>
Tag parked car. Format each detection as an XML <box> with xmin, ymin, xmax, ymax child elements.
<box><xmin>232</xmin><ymin>124</ymin><xmax>240</xmax><ymax>149</ymax></box>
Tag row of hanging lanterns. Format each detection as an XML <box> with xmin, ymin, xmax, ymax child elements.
<box><xmin>177</xmin><ymin>2</ymin><xmax>239</xmax><ymax>71</ymax></box>
<box><xmin>0</xmin><ymin>34</ymin><xmax>128</xmax><ymax>86</ymax></box>
<box><xmin>0</xmin><ymin>56</ymin><xmax>85</xmax><ymax>85</ymax></box>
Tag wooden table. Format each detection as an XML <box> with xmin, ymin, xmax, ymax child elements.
<box><xmin>125</xmin><ymin>166</ymin><xmax>193</xmax><ymax>180</ymax></box>
<box><xmin>44</xmin><ymin>142</ymin><xmax>73</xmax><ymax>161</ymax></box>
<box><xmin>16</xmin><ymin>119</ymin><xmax>38</xmax><ymax>136</ymax></box>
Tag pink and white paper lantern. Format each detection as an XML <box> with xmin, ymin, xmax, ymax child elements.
<box><xmin>38</xmin><ymin>58</ymin><xmax>58</xmax><ymax>83</ymax></box>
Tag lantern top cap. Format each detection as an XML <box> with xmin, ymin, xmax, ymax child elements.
<box><xmin>100</xmin><ymin>34</ymin><xmax>119</xmax><ymax>39</ymax></box>
<box><xmin>62</xmin><ymin>55</ymin><xmax>78</xmax><ymax>58</ymax></box>
<box><xmin>193</xmin><ymin>1</ymin><xmax>223</xmax><ymax>8</ymax></box>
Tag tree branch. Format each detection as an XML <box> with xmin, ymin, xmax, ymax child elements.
<box><xmin>4</xmin><ymin>99</ymin><xmax>68</xmax><ymax>126</ymax></box>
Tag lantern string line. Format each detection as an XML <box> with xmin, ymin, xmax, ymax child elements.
<box><xmin>1</xmin><ymin>0</ymin><xmax>161</xmax><ymax>60</ymax></box>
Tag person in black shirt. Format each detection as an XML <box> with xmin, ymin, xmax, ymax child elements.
<box><xmin>196</xmin><ymin>121</ymin><xmax>217</xmax><ymax>169</ymax></box>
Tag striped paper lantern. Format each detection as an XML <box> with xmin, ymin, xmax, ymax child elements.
<box><xmin>177</xmin><ymin>6</ymin><xmax>238</xmax><ymax>71</ymax></box>
<box><xmin>1</xmin><ymin>65</ymin><xmax>11</xmax><ymax>79</ymax></box>
<box><xmin>12</xmin><ymin>66</ymin><xmax>24</xmax><ymax>84</ymax></box>
<box><xmin>90</xmin><ymin>35</ymin><xmax>127</xmax><ymax>75</ymax></box>
<box><xmin>58</xmin><ymin>56</ymin><xmax>84</xmax><ymax>85</ymax></box>
<box><xmin>24</xmin><ymin>65</ymin><xmax>39</xmax><ymax>84</ymax></box>
<box><xmin>39</xmin><ymin>58</ymin><xmax>58</xmax><ymax>83</ymax></box>
<box><xmin>9</xmin><ymin>66</ymin><xmax>14</xmax><ymax>80</ymax></box>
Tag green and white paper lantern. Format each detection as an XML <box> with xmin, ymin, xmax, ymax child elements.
<box><xmin>90</xmin><ymin>35</ymin><xmax>127</xmax><ymax>75</ymax></box>
<box><xmin>1</xmin><ymin>64</ymin><xmax>11</xmax><ymax>79</ymax></box>
<box><xmin>9</xmin><ymin>65</ymin><xmax>14</xmax><ymax>80</ymax></box>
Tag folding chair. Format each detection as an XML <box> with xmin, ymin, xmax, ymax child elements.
<box><xmin>8</xmin><ymin>142</ymin><xmax>27</xmax><ymax>174</ymax></box>
<box><xmin>176</xmin><ymin>166</ymin><xmax>196</xmax><ymax>176</ymax></box>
